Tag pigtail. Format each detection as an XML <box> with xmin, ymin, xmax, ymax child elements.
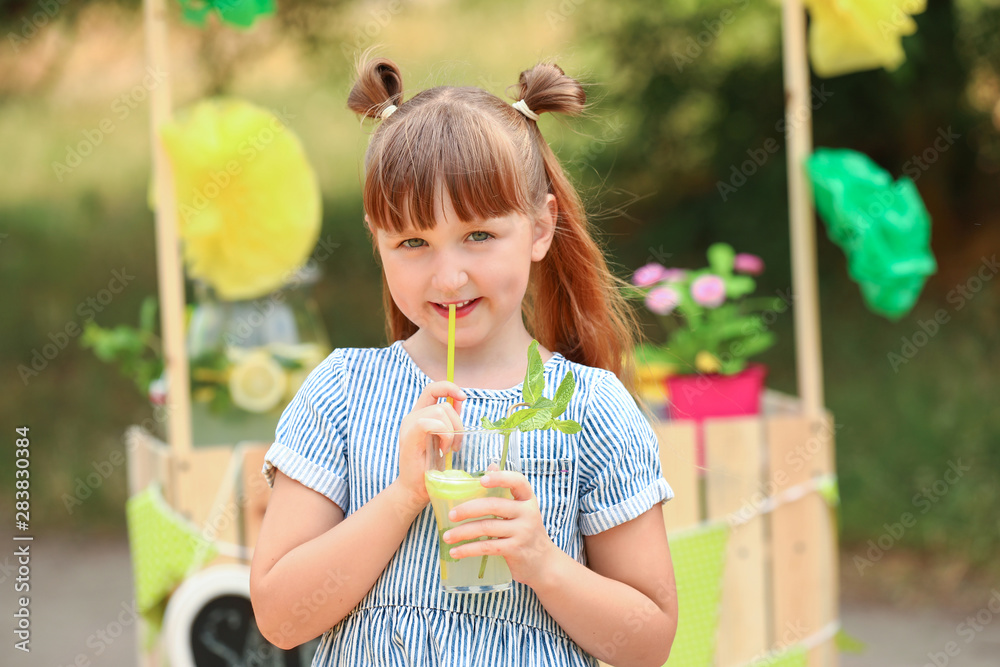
<box><xmin>514</xmin><ymin>63</ymin><xmax>586</xmax><ymax>118</ymax></box>
<box><xmin>516</xmin><ymin>64</ymin><xmax>642</xmax><ymax>394</ymax></box>
<box><xmin>347</xmin><ymin>51</ymin><xmax>404</xmax><ymax>120</ymax></box>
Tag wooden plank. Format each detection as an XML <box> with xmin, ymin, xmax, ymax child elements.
<box><xmin>174</xmin><ymin>446</ymin><xmax>241</xmax><ymax>566</ymax></box>
<box><xmin>767</xmin><ymin>414</ymin><xmax>838</xmax><ymax>666</ymax></box>
<box><xmin>705</xmin><ymin>416</ymin><xmax>768</xmax><ymax>666</ymax></box>
<box><xmin>654</xmin><ymin>420</ymin><xmax>701</xmax><ymax>532</ymax></box>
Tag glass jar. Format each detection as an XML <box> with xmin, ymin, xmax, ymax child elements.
<box><xmin>185</xmin><ymin>265</ymin><xmax>330</xmax><ymax>447</ymax></box>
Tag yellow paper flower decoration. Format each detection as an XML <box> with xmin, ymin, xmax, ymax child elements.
<box><xmin>159</xmin><ymin>98</ymin><xmax>321</xmax><ymax>300</ymax></box>
<box><xmin>803</xmin><ymin>0</ymin><xmax>926</xmax><ymax>78</ymax></box>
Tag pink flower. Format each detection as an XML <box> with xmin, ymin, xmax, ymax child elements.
<box><xmin>149</xmin><ymin>376</ymin><xmax>167</xmax><ymax>406</ymax></box>
<box><xmin>632</xmin><ymin>263</ymin><xmax>667</xmax><ymax>287</ymax></box>
<box><xmin>734</xmin><ymin>253</ymin><xmax>765</xmax><ymax>275</ymax></box>
<box><xmin>645</xmin><ymin>286</ymin><xmax>680</xmax><ymax>315</ymax></box>
<box><xmin>691</xmin><ymin>274</ymin><xmax>726</xmax><ymax>308</ymax></box>
<box><xmin>660</xmin><ymin>268</ymin><xmax>687</xmax><ymax>283</ymax></box>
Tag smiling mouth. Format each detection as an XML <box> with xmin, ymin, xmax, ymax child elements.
<box><xmin>432</xmin><ymin>297</ymin><xmax>481</xmax><ymax>316</ymax></box>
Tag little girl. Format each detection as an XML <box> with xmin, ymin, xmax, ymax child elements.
<box><xmin>250</xmin><ymin>55</ymin><xmax>678</xmax><ymax>666</ymax></box>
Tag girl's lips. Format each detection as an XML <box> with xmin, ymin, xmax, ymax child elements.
<box><xmin>432</xmin><ymin>298</ymin><xmax>481</xmax><ymax>318</ymax></box>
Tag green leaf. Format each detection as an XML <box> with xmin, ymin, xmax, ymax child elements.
<box><xmin>725</xmin><ymin>275</ymin><xmax>756</xmax><ymax>298</ymax></box>
<box><xmin>552</xmin><ymin>371</ymin><xmax>575</xmax><ymax>418</ymax></box>
<box><xmin>523</xmin><ymin>339</ymin><xmax>544</xmax><ymax>404</ymax></box>
<box><xmin>139</xmin><ymin>297</ymin><xmax>158</xmax><ymax>335</ymax></box>
<box><xmin>531</xmin><ymin>397</ymin><xmax>555</xmax><ymax>411</ymax></box>
<box><xmin>551</xmin><ymin>420</ymin><xmax>582</xmax><ymax>434</ymax></box>
<box><xmin>517</xmin><ymin>408</ymin><xmax>552</xmax><ymax>432</ymax></box>
<box><xmin>480</xmin><ymin>416</ymin><xmax>497</xmax><ymax>429</ymax></box>
<box><xmin>707</xmin><ymin>243</ymin><xmax>735</xmax><ymax>276</ymax></box>
<box><xmin>504</xmin><ymin>408</ymin><xmax>540</xmax><ymax>429</ymax></box>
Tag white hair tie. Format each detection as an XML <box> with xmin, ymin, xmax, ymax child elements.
<box><xmin>380</xmin><ymin>104</ymin><xmax>397</xmax><ymax>120</ymax></box>
<box><xmin>512</xmin><ymin>99</ymin><xmax>540</xmax><ymax>122</ymax></box>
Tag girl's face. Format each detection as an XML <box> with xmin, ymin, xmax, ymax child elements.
<box><xmin>372</xmin><ymin>193</ymin><xmax>556</xmax><ymax>352</ymax></box>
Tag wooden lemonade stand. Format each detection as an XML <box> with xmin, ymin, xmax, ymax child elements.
<box><xmin>128</xmin><ymin>0</ymin><xmax>839</xmax><ymax>665</ymax></box>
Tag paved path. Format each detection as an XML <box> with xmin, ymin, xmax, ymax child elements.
<box><xmin>3</xmin><ymin>532</ymin><xmax>1000</xmax><ymax>666</ymax></box>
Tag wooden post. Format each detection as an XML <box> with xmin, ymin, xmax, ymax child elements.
<box><xmin>705</xmin><ymin>417</ymin><xmax>769</xmax><ymax>666</ymax></box>
<box><xmin>781</xmin><ymin>0</ymin><xmax>825</xmax><ymax>419</ymax></box>
<box><xmin>144</xmin><ymin>0</ymin><xmax>193</xmax><ymax>494</ymax></box>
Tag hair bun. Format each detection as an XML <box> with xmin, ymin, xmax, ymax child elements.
<box><xmin>348</xmin><ymin>53</ymin><xmax>404</xmax><ymax>120</ymax></box>
<box><xmin>514</xmin><ymin>63</ymin><xmax>586</xmax><ymax>118</ymax></box>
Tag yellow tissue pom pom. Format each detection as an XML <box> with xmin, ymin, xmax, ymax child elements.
<box><xmin>159</xmin><ymin>98</ymin><xmax>321</xmax><ymax>300</ymax></box>
<box><xmin>803</xmin><ymin>0</ymin><xmax>926</xmax><ymax>78</ymax></box>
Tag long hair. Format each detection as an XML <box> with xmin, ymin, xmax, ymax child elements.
<box><xmin>348</xmin><ymin>54</ymin><xmax>642</xmax><ymax>393</ymax></box>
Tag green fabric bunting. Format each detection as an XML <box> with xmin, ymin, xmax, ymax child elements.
<box><xmin>178</xmin><ymin>0</ymin><xmax>276</xmax><ymax>28</ymax></box>
<box><xmin>816</xmin><ymin>474</ymin><xmax>840</xmax><ymax>507</ymax></box>
<box><xmin>125</xmin><ymin>483</ymin><xmax>218</xmax><ymax>633</ymax></box>
<box><xmin>806</xmin><ymin>148</ymin><xmax>936</xmax><ymax>320</ymax></box>
<box><xmin>666</xmin><ymin>522</ymin><xmax>729</xmax><ymax>667</ymax></box>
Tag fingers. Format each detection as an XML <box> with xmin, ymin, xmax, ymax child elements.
<box><xmin>413</xmin><ymin>381</ymin><xmax>466</xmax><ymax>412</ymax></box>
<box><xmin>479</xmin><ymin>471</ymin><xmax>536</xmax><ymax>502</ymax></box>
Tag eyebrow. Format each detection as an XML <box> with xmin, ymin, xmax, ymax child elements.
<box><xmin>382</xmin><ymin>218</ymin><xmax>509</xmax><ymax>239</ymax></box>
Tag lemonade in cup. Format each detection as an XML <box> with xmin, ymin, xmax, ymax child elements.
<box><xmin>425</xmin><ymin>427</ymin><xmax>521</xmax><ymax>593</ymax></box>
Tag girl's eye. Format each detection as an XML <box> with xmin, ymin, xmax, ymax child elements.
<box><xmin>468</xmin><ymin>231</ymin><xmax>492</xmax><ymax>242</ymax></box>
<box><xmin>400</xmin><ymin>238</ymin><xmax>426</xmax><ymax>249</ymax></box>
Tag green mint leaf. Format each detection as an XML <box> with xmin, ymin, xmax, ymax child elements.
<box><xmin>531</xmin><ymin>397</ymin><xmax>555</xmax><ymax>411</ymax></box>
<box><xmin>523</xmin><ymin>339</ymin><xmax>544</xmax><ymax>404</ymax></box>
<box><xmin>552</xmin><ymin>371</ymin><xmax>575</xmax><ymax>418</ymax></box>
<box><xmin>505</xmin><ymin>408</ymin><xmax>540</xmax><ymax>429</ymax></box>
<box><xmin>517</xmin><ymin>407</ymin><xmax>552</xmax><ymax>432</ymax></box>
<box><xmin>551</xmin><ymin>419</ymin><xmax>582</xmax><ymax>434</ymax></box>
<box><xmin>480</xmin><ymin>416</ymin><xmax>496</xmax><ymax>429</ymax></box>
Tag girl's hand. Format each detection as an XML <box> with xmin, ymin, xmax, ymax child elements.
<box><xmin>441</xmin><ymin>471</ymin><xmax>562</xmax><ymax>589</ymax></box>
<box><xmin>396</xmin><ymin>381</ymin><xmax>466</xmax><ymax>506</ymax></box>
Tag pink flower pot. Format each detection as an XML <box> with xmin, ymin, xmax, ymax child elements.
<box><xmin>665</xmin><ymin>364</ymin><xmax>768</xmax><ymax>470</ymax></box>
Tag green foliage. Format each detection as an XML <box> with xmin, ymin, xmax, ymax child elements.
<box><xmin>80</xmin><ymin>297</ymin><xmax>163</xmax><ymax>395</ymax></box>
<box><xmin>480</xmin><ymin>340</ymin><xmax>582</xmax><ymax>436</ymax></box>
<box><xmin>629</xmin><ymin>243</ymin><xmax>782</xmax><ymax>374</ymax></box>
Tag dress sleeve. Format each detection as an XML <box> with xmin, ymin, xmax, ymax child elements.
<box><xmin>577</xmin><ymin>372</ymin><xmax>674</xmax><ymax>536</ymax></box>
<box><xmin>261</xmin><ymin>348</ymin><xmax>350</xmax><ymax>513</ymax></box>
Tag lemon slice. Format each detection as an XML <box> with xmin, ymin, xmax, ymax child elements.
<box><xmin>228</xmin><ymin>350</ymin><xmax>288</xmax><ymax>413</ymax></box>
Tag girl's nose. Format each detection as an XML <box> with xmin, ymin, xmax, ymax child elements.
<box><xmin>431</xmin><ymin>252</ymin><xmax>469</xmax><ymax>293</ymax></box>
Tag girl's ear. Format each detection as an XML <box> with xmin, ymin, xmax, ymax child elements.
<box><xmin>530</xmin><ymin>194</ymin><xmax>558</xmax><ymax>262</ymax></box>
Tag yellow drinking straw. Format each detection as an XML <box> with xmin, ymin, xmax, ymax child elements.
<box><xmin>444</xmin><ymin>303</ymin><xmax>456</xmax><ymax>471</ymax></box>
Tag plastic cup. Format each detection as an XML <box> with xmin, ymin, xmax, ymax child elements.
<box><xmin>424</xmin><ymin>427</ymin><xmax>520</xmax><ymax>593</ymax></box>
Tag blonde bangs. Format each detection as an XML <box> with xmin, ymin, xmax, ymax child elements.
<box><xmin>362</xmin><ymin>88</ymin><xmax>543</xmax><ymax>233</ymax></box>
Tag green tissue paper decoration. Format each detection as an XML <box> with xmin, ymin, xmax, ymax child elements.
<box><xmin>806</xmin><ymin>148</ymin><xmax>936</xmax><ymax>320</ymax></box>
<box><xmin>665</xmin><ymin>522</ymin><xmax>729</xmax><ymax>666</ymax></box>
<box><xmin>178</xmin><ymin>0</ymin><xmax>276</xmax><ymax>28</ymax></box>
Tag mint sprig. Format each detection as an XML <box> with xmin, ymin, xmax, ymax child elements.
<box><xmin>474</xmin><ymin>340</ymin><xmax>581</xmax><ymax>579</ymax></box>
<box><xmin>480</xmin><ymin>340</ymin><xmax>582</xmax><ymax>436</ymax></box>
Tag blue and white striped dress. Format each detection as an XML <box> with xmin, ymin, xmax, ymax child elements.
<box><xmin>262</xmin><ymin>340</ymin><xmax>673</xmax><ymax>666</ymax></box>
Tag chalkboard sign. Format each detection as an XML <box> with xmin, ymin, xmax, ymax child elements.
<box><xmin>164</xmin><ymin>565</ymin><xmax>321</xmax><ymax>667</ymax></box>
